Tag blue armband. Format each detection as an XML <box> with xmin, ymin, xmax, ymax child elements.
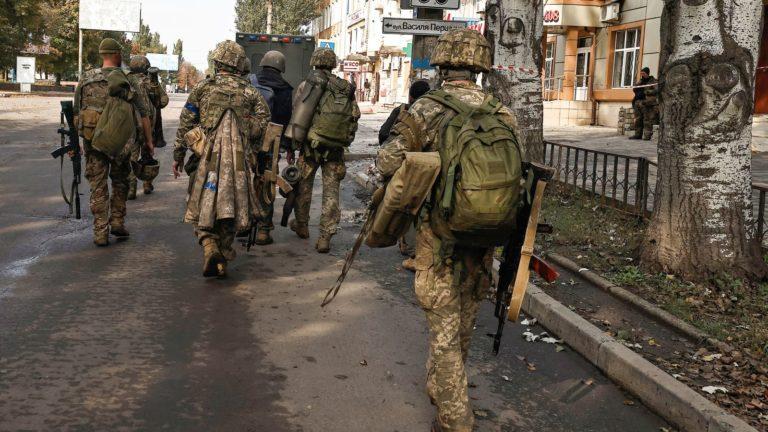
<box><xmin>184</xmin><ymin>102</ymin><xmax>200</xmax><ymax>120</ymax></box>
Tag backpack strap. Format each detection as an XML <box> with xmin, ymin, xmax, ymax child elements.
<box><xmin>422</xmin><ymin>90</ymin><xmax>473</xmax><ymax>116</ymax></box>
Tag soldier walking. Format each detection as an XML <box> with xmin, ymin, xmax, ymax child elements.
<box><xmin>73</xmin><ymin>38</ymin><xmax>154</xmax><ymax>246</ymax></box>
<box><xmin>630</xmin><ymin>67</ymin><xmax>659</xmax><ymax>140</ymax></box>
<box><xmin>144</xmin><ymin>66</ymin><xmax>169</xmax><ymax>194</ymax></box>
<box><xmin>289</xmin><ymin>48</ymin><xmax>360</xmax><ymax>253</ymax></box>
<box><xmin>249</xmin><ymin>51</ymin><xmax>294</xmax><ymax>245</ymax></box>
<box><xmin>376</xmin><ymin>29</ymin><xmax>523</xmax><ymax>432</ymax></box>
<box><xmin>127</xmin><ymin>55</ymin><xmax>157</xmax><ymax>199</ymax></box>
<box><xmin>172</xmin><ymin>40</ymin><xmax>270</xmax><ymax>277</ymax></box>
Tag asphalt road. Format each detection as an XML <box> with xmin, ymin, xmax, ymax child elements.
<box><xmin>0</xmin><ymin>94</ymin><xmax>670</xmax><ymax>431</ymax></box>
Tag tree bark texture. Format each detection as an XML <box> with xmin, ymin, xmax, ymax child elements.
<box><xmin>642</xmin><ymin>0</ymin><xmax>767</xmax><ymax>279</ymax></box>
<box><xmin>484</xmin><ymin>0</ymin><xmax>544</xmax><ymax>162</ymax></box>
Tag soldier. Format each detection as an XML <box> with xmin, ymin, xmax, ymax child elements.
<box><xmin>289</xmin><ymin>48</ymin><xmax>360</xmax><ymax>253</ymax></box>
<box><xmin>630</xmin><ymin>67</ymin><xmax>659</xmax><ymax>140</ymax></box>
<box><xmin>376</xmin><ymin>29</ymin><xmax>520</xmax><ymax>432</ymax></box>
<box><xmin>147</xmin><ymin>67</ymin><xmax>169</xmax><ymax>146</ymax></box>
<box><xmin>250</xmin><ymin>51</ymin><xmax>294</xmax><ymax>245</ymax></box>
<box><xmin>73</xmin><ymin>38</ymin><xmax>154</xmax><ymax>246</ymax></box>
<box><xmin>127</xmin><ymin>55</ymin><xmax>157</xmax><ymax>198</ymax></box>
<box><xmin>172</xmin><ymin>40</ymin><xmax>270</xmax><ymax>277</ymax></box>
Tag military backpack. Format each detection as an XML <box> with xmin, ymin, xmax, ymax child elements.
<box><xmin>90</xmin><ymin>69</ymin><xmax>137</xmax><ymax>158</ymax></box>
<box><xmin>307</xmin><ymin>75</ymin><xmax>357</xmax><ymax>150</ymax></box>
<box><xmin>424</xmin><ymin>90</ymin><xmax>524</xmax><ymax>248</ymax></box>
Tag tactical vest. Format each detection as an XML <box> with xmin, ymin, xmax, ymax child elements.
<box><xmin>198</xmin><ymin>77</ymin><xmax>252</xmax><ymax>132</ymax></box>
<box><xmin>78</xmin><ymin>69</ymin><xmax>110</xmax><ymax>141</ymax></box>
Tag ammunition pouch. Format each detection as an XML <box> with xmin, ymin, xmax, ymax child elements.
<box><xmin>365</xmin><ymin>152</ymin><xmax>440</xmax><ymax>248</ymax></box>
<box><xmin>79</xmin><ymin>108</ymin><xmax>101</xmax><ymax>141</ymax></box>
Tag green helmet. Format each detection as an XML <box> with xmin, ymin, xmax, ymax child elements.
<box><xmin>129</xmin><ymin>55</ymin><xmax>150</xmax><ymax>73</ymax></box>
<box><xmin>430</xmin><ymin>29</ymin><xmax>491</xmax><ymax>73</ymax></box>
<box><xmin>310</xmin><ymin>48</ymin><xmax>337</xmax><ymax>69</ymax></box>
<box><xmin>260</xmin><ymin>50</ymin><xmax>286</xmax><ymax>73</ymax></box>
<box><xmin>98</xmin><ymin>38</ymin><xmax>123</xmax><ymax>54</ymax></box>
<box><xmin>212</xmin><ymin>40</ymin><xmax>246</xmax><ymax>70</ymax></box>
<box><xmin>130</xmin><ymin>157</ymin><xmax>159</xmax><ymax>181</ymax></box>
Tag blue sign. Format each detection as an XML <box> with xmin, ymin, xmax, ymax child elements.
<box><xmin>318</xmin><ymin>40</ymin><xmax>336</xmax><ymax>50</ymax></box>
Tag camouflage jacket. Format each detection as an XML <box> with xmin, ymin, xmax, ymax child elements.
<box><xmin>174</xmin><ymin>73</ymin><xmax>271</xmax><ymax>166</ymax></box>
<box><xmin>74</xmin><ymin>66</ymin><xmax>150</xmax><ymax>119</ymax></box>
<box><xmin>128</xmin><ymin>72</ymin><xmax>155</xmax><ymax>122</ymax></box>
<box><xmin>376</xmin><ymin>80</ymin><xmax>520</xmax><ymax>178</ymax></box>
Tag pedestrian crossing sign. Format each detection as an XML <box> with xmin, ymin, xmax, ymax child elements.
<box><xmin>318</xmin><ymin>40</ymin><xmax>335</xmax><ymax>51</ymax></box>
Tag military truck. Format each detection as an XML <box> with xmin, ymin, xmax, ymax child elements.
<box><xmin>235</xmin><ymin>33</ymin><xmax>316</xmax><ymax>88</ymax></box>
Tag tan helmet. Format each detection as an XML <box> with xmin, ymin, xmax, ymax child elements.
<box><xmin>430</xmin><ymin>29</ymin><xmax>491</xmax><ymax>73</ymax></box>
<box><xmin>260</xmin><ymin>50</ymin><xmax>286</xmax><ymax>73</ymax></box>
<box><xmin>129</xmin><ymin>55</ymin><xmax>150</xmax><ymax>73</ymax></box>
<box><xmin>310</xmin><ymin>48</ymin><xmax>337</xmax><ymax>69</ymax></box>
<box><xmin>131</xmin><ymin>157</ymin><xmax>160</xmax><ymax>181</ymax></box>
<box><xmin>211</xmin><ymin>40</ymin><xmax>246</xmax><ymax>69</ymax></box>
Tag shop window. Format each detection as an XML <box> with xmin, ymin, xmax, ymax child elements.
<box><xmin>612</xmin><ymin>28</ymin><xmax>641</xmax><ymax>88</ymax></box>
<box><xmin>544</xmin><ymin>42</ymin><xmax>555</xmax><ymax>89</ymax></box>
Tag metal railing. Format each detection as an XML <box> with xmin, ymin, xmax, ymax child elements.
<box><xmin>541</xmin><ymin>75</ymin><xmax>592</xmax><ymax>101</ymax></box>
<box><xmin>544</xmin><ymin>140</ymin><xmax>767</xmax><ymax>245</ymax></box>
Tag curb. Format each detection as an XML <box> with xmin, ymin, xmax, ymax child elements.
<box><xmin>546</xmin><ymin>252</ymin><xmax>725</xmax><ymax>349</ymax></box>
<box><xmin>349</xmin><ymin>168</ymin><xmax>756</xmax><ymax>431</ymax></box>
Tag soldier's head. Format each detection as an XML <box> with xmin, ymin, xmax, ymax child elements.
<box><xmin>408</xmin><ymin>80</ymin><xmax>431</xmax><ymax>104</ymax></box>
<box><xmin>129</xmin><ymin>55</ymin><xmax>150</xmax><ymax>74</ymax></box>
<box><xmin>211</xmin><ymin>40</ymin><xmax>246</xmax><ymax>76</ymax></box>
<box><xmin>641</xmin><ymin>67</ymin><xmax>650</xmax><ymax>79</ymax></box>
<box><xmin>430</xmin><ymin>29</ymin><xmax>491</xmax><ymax>83</ymax></box>
<box><xmin>310</xmin><ymin>48</ymin><xmax>337</xmax><ymax>70</ymax></box>
<box><xmin>148</xmin><ymin>66</ymin><xmax>160</xmax><ymax>82</ymax></box>
<box><xmin>260</xmin><ymin>50</ymin><xmax>286</xmax><ymax>73</ymax></box>
<box><xmin>98</xmin><ymin>38</ymin><xmax>124</xmax><ymax>67</ymax></box>
<box><xmin>239</xmin><ymin>57</ymin><xmax>251</xmax><ymax>76</ymax></box>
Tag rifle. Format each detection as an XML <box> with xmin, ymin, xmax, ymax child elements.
<box><xmin>279</xmin><ymin>164</ymin><xmax>301</xmax><ymax>227</ymax></box>
<box><xmin>492</xmin><ymin>162</ymin><xmax>558</xmax><ymax>355</ymax></box>
<box><xmin>247</xmin><ymin>123</ymin><xmax>288</xmax><ymax>251</ymax></box>
<box><xmin>51</xmin><ymin>101</ymin><xmax>82</xmax><ymax>219</ymax></box>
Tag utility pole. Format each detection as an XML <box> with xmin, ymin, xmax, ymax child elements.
<box><xmin>266</xmin><ymin>0</ymin><xmax>273</xmax><ymax>33</ymax></box>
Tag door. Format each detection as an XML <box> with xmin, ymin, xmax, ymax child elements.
<box><xmin>755</xmin><ymin>5</ymin><xmax>768</xmax><ymax>114</ymax></box>
<box><xmin>574</xmin><ymin>37</ymin><xmax>592</xmax><ymax>101</ymax></box>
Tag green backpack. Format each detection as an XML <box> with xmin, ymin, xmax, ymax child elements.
<box><xmin>424</xmin><ymin>90</ymin><xmax>524</xmax><ymax>248</ymax></box>
<box><xmin>90</xmin><ymin>69</ymin><xmax>136</xmax><ymax>158</ymax></box>
<box><xmin>307</xmin><ymin>76</ymin><xmax>358</xmax><ymax>150</ymax></box>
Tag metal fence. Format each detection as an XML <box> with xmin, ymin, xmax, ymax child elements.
<box><xmin>543</xmin><ymin>140</ymin><xmax>767</xmax><ymax>245</ymax></box>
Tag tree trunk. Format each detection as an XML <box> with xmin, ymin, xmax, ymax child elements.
<box><xmin>642</xmin><ymin>0</ymin><xmax>767</xmax><ymax>280</ymax></box>
<box><xmin>483</xmin><ymin>0</ymin><xmax>545</xmax><ymax>162</ymax></box>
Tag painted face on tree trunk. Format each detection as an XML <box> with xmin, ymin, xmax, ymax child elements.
<box><xmin>486</xmin><ymin>0</ymin><xmax>529</xmax><ymax>57</ymax></box>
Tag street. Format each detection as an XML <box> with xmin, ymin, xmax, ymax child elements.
<box><xmin>0</xmin><ymin>94</ymin><xmax>670</xmax><ymax>432</ymax></box>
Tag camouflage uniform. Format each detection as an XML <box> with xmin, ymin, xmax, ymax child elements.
<box><xmin>292</xmin><ymin>50</ymin><xmax>360</xmax><ymax>249</ymax></box>
<box><xmin>174</xmin><ymin>40</ymin><xmax>270</xmax><ymax>276</ymax></box>
<box><xmin>376</xmin><ymin>29</ymin><xmax>516</xmax><ymax>432</ymax></box>
<box><xmin>73</xmin><ymin>40</ymin><xmax>151</xmax><ymax>244</ymax></box>
<box><xmin>127</xmin><ymin>56</ymin><xmax>156</xmax><ymax>198</ymax></box>
<box><xmin>143</xmin><ymin>67</ymin><xmax>169</xmax><ymax>192</ymax></box>
<box><xmin>632</xmin><ymin>74</ymin><xmax>659</xmax><ymax>140</ymax></box>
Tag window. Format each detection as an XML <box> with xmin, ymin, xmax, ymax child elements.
<box><xmin>544</xmin><ymin>42</ymin><xmax>555</xmax><ymax>90</ymax></box>
<box><xmin>612</xmin><ymin>28</ymin><xmax>641</xmax><ymax>88</ymax></box>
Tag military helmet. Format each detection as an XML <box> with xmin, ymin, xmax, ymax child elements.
<box><xmin>239</xmin><ymin>57</ymin><xmax>251</xmax><ymax>75</ymax></box>
<box><xmin>260</xmin><ymin>50</ymin><xmax>286</xmax><ymax>73</ymax></box>
<box><xmin>98</xmin><ymin>38</ymin><xmax>123</xmax><ymax>54</ymax></box>
<box><xmin>310</xmin><ymin>48</ymin><xmax>337</xmax><ymax>69</ymax></box>
<box><xmin>211</xmin><ymin>40</ymin><xmax>246</xmax><ymax>69</ymax></box>
<box><xmin>129</xmin><ymin>55</ymin><xmax>150</xmax><ymax>73</ymax></box>
<box><xmin>430</xmin><ymin>29</ymin><xmax>491</xmax><ymax>73</ymax></box>
<box><xmin>147</xmin><ymin>66</ymin><xmax>159</xmax><ymax>75</ymax></box>
<box><xmin>131</xmin><ymin>157</ymin><xmax>160</xmax><ymax>181</ymax></box>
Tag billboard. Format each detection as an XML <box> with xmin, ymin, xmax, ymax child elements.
<box><xmin>16</xmin><ymin>57</ymin><xmax>36</xmax><ymax>84</ymax></box>
<box><xmin>79</xmin><ymin>0</ymin><xmax>140</xmax><ymax>32</ymax></box>
<box><xmin>145</xmin><ymin>54</ymin><xmax>179</xmax><ymax>71</ymax></box>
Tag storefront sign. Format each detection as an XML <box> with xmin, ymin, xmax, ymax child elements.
<box><xmin>382</xmin><ymin>18</ymin><xmax>468</xmax><ymax>36</ymax></box>
<box><xmin>343</xmin><ymin>60</ymin><xmax>361</xmax><ymax>72</ymax></box>
<box><xmin>543</xmin><ymin>4</ymin><xmax>563</xmax><ymax>26</ymax></box>
<box><xmin>348</xmin><ymin>9</ymin><xmax>365</xmax><ymax>25</ymax></box>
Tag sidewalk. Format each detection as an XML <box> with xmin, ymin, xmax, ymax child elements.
<box><xmin>544</xmin><ymin>123</ymin><xmax>768</xmax><ymax>183</ymax></box>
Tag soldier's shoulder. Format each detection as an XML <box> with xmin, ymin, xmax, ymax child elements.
<box><xmin>81</xmin><ymin>68</ymin><xmax>107</xmax><ymax>83</ymax></box>
<box><xmin>409</xmin><ymin>94</ymin><xmax>449</xmax><ymax>118</ymax></box>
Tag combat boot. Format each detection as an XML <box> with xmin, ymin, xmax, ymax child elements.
<box><xmin>143</xmin><ymin>181</ymin><xmax>154</xmax><ymax>195</ymax></box>
<box><xmin>128</xmin><ymin>180</ymin><xmax>137</xmax><ymax>200</ymax></box>
<box><xmin>216</xmin><ymin>260</ymin><xmax>227</xmax><ymax>278</ymax></box>
<box><xmin>254</xmin><ymin>230</ymin><xmax>274</xmax><ymax>245</ymax></box>
<box><xmin>202</xmin><ymin>239</ymin><xmax>225</xmax><ymax>278</ymax></box>
<box><xmin>289</xmin><ymin>219</ymin><xmax>309</xmax><ymax>239</ymax></box>
<box><xmin>93</xmin><ymin>230</ymin><xmax>109</xmax><ymax>247</ymax></box>
<box><xmin>316</xmin><ymin>233</ymin><xmax>332</xmax><ymax>253</ymax></box>
<box><xmin>110</xmin><ymin>224</ymin><xmax>130</xmax><ymax>238</ymax></box>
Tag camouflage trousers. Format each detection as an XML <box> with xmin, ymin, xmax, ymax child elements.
<box><xmin>294</xmin><ymin>157</ymin><xmax>346</xmax><ymax>235</ymax></box>
<box><xmin>84</xmin><ymin>146</ymin><xmax>131</xmax><ymax>236</ymax></box>
<box><xmin>633</xmin><ymin>100</ymin><xmax>659</xmax><ymax>139</ymax></box>
<box><xmin>128</xmin><ymin>140</ymin><xmax>140</xmax><ymax>189</ymax></box>
<box><xmin>413</xmin><ymin>223</ymin><xmax>493</xmax><ymax>432</ymax></box>
<box><xmin>255</xmin><ymin>151</ymin><xmax>274</xmax><ymax>232</ymax></box>
<box><xmin>196</xmin><ymin>219</ymin><xmax>237</xmax><ymax>261</ymax></box>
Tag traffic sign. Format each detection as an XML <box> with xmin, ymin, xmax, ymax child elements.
<box><xmin>318</xmin><ymin>39</ymin><xmax>336</xmax><ymax>50</ymax></box>
<box><xmin>382</xmin><ymin>18</ymin><xmax>468</xmax><ymax>36</ymax></box>
<box><xmin>410</xmin><ymin>0</ymin><xmax>459</xmax><ymax>9</ymax></box>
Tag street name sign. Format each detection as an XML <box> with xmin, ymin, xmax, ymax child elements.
<box><xmin>411</xmin><ymin>0</ymin><xmax>460</xmax><ymax>9</ymax></box>
<box><xmin>382</xmin><ymin>18</ymin><xmax>468</xmax><ymax>36</ymax></box>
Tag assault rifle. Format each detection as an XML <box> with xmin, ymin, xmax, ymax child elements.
<box><xmin>492</xmin><ymin>162</ymin><xmax>559</xmax><ymax>355</ymax></box>
<box><xmin>247</xmin><ymin>123</ymin><xmax>289</xmax><ymax>251</ymax></box>
<box><xmin>51</xmin><ymin>101</ymin><xmax>82</xmax><ymax>219</ymax></box>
